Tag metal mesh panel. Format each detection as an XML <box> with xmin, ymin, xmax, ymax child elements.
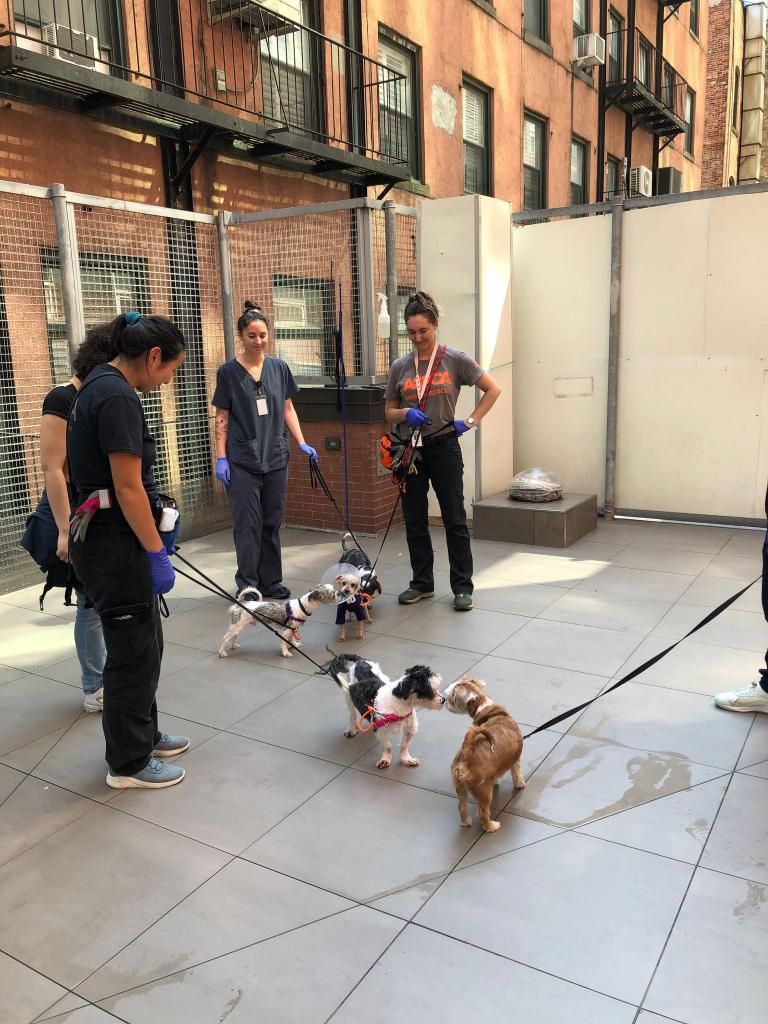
<box><xmin>69</xmin><ymin>202</ymin><xmax>228</xmax><ymax>539</ymax></box>
<box><xmin>0</xmin><ymin>190</ymin><xmax>59</xmax><ymax>588</ymax></box>
<box><xmin>370</xmin><ymin>207</ymin><xmax>417</xmax><ymax>376</ymax></box>
<box><xmin>229</xmin><ymin>210</ymin><xmax>361</xmax><ymax>379</ymax></box>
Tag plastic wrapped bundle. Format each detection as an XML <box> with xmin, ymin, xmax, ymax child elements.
<box><xmin>509</xmin><ymin>468</ymin><xmax>563</xmax><ymax>503</ymax></box>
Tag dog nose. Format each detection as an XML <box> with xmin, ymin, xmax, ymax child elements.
<box><xmin>438</xmin><ymin>693</ymin><xmax>446</xmax><ymax>705</ymax></box>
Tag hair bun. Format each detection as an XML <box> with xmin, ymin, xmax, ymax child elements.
<box><xmin>243</xmin><ymin>299</ymin><xmax>262</xmax><ymax>313</ymax></box>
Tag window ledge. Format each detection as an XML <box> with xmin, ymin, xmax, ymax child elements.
<box><xmin>395</xmin><ymin>178</ymin><xmax>432</xmax><ymax>198</ymax></box>
<box><xmin>690</xmin><ymin>30</ymin><xmax>699</xmax><ymax>44</ymax></box>
<box><xmin>684</xmin><ymin>150</ymin><xmax>695</xmax><ymax>162</ymax></box>
<box><xmin>468</xmin><ymin>0</ymin><xmax>497</xmax><ymax>17</ymax></box>
<box><xmin>573</xmin><ymin>66</ymin><xmax>596</xmax><ymax>89</ymax></box>
<box><xmin>523</xmin><ymin>32</ymin><xmax>553</xmax><ymax>58</ymax></box>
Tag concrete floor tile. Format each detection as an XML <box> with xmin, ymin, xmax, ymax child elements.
<box><xmin>677</xmin><ymin>574</ymin><xmax>758</xmax><ymax>611</ymax></box>
<box><xmin>539</xmin><ymin>589</ymin><xmax>674</xmax><ymax>634</ymax></box>
<box><xmin>230</xmin><ymin>675</ymin><xmax>379</xmax><ymax>765</ymax></box>
<box><xmin>701</xmin><ymin>554</ymin><xmax>761</xmax><ymax>580</ymax></box>
<box><xmin>510</xmin><ymin>734</ymin><xmax>726</xmax><ymax>829</ymax></box>
<box><xmin>471</xmin><ymin>550</ymin><xmax>606</xmax><ymax>587</ymax></box>
<box><xmin>0</xmin><ymin>762</ymin><xmax>23</xmax><ymax>801</ymax></box>
<box><xmin>0</xmin><ymin>677</ymin><xmax>83</xmax><ymax>758</ymax></box>
<box><xmin>33</xmin><ymin>993</ymin><xmax>89</xmax><ymax>1020</ymax></box>
<box><xmin>388</xmin><ymin>601</ymin><xmax>529</xmax><ymax>654</ymax></box>
<box><xmin>109</xmin><ymin>732</ymin><xmax>341</xmax><ymax>854</ymax></box>
<box><xmin>455</xmin><ymin>812</ymin><xmax>563</xmax><ymax>869</ymax></box>
<box><xmin>689</xmin><ymin>609</ymin><xmax>767</xmax><ymax>652</ymax></box>
<box><xmin>575</xmin><ymin>566</ymin><xmax>697</xmax><ymax>602</ymax></box>
<box><xmin>632</xmin><ymin>640</ymin><xmax>760</xmax><ymax>698</ymax></box>
<box><xmin>701</xmin><ymin>773</ymin><xmax>768</xmax><ymax>884</ymax></box>
<box><xmin>569</xmin><ymin>681</ymin><xmax>753</xmax><ymax>770</ymax></box>
<box><xmin>612</xmin><ymin>545</ymin><xmax>715</xmax><ymax>575</ymax></box>
<box><xmin>0</xmin><ymin>777</ymin><xmax>93</xmax><ymax>867</ymax></box>
<box><xmin>36</xmin><ymin>1008</ymin><xmax>115</xmax><ymax>1023</ymax></box>
<box><xmin>97</xmin><ymin>906</ymin><xmax>402</xmax><ymax>1024</ymax></box>
<box><xmin>78</xmin><ymin>859</ymin><xmax>352</xmax><ymax>1002</ymax></box>
<box><xmin>0</xmin><ymin>604</ymin><xmax>82</xmax><ymax>672</ymax></box>
<box><xmin>736</xmin><ymin>716</ymin><xmax>768</xmax><ymax>770</ymax></box>
<box><xmin>354</xmin><ymin>634</ymin><xmax>484</xmax><ymax>684</ymax></box>
<box><xmin>159</xmin><ymin>642</ymin><xmax>212</xmax><ymax>678</ymax></box>
<box><xmin>244</xmin><ymin>771</ymin><xmax>480</xmax><ymax>902</ymax></box>
<box><xmin>492</xmin><ymin>618</ymin><xmax>644</xmax><ymax>676</ymax></box>
<box><xmin>328</xmin><ymin>925</ymin><xmax>637</xmax><ymax>1024</ymax></box>
<box><xmin>415</xmin><ymin>831</ymin><xmax>693</xmax><ymax>1003</ymax></box>
<box><xmin>0</xmin><ymin>663</ymin><xmax>26</xmax><ymax>686</ymax></box>
<box><xmin>579</xmin><ymin>776</ymin><xmax>728</xmax><ymax>864</ymax></box>
<box><xmin>645</xmin><ymin>868</ymin><xmax>768</xmax><ymax>1024</ymax></box>
<box><xmin>718</xmin><ymin>530</ymin><xmax>764</xmax><ymax>558</ymax></box>
<box><xmin>0</xmin><ymin>951</ymin><xmax>68</xmax><ymax>1024</ymax></box>
<box><xmin>366</xmin><ymin>875</ymin><xmax>446</xmax><ymax>920</ymax></box>
<box><xmin>1</xmin><ymin>727</ymin><xmax>71</xmax><ymax>774</ymax></box>
<box><xmin>455</xmin><ymin>574</ymin><xmax>569</xmax><ymax>616</ymax></box>
<box><xmin>0</xmin><ymin>805</ymin><xmax>228</xmax><ymax>989</ymax></box>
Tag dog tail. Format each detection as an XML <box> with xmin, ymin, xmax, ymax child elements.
<box><xmin>317</xmin><ymin>649</ymin><xmax>356</xmax><ymax>689</ymax></box>
<box><xmin>231</xmin><ymin>587</ymin><xmax>262</xmax><ymax>624</ymax></box>
<box><xmin>342</xmin><ymin>532</ymin><xmax>354</xmax><ymax>551</ymax></box>
<box><xmin>472</xmin><ymin>728</ymin><xmax>496</xmax><ymax>753</ymax></box>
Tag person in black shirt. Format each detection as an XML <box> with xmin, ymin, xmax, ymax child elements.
<box><xmin>213</xmin><ymin>299</ymin><xmax>317</xmax><ymax>597</ymax></box>
<box><xmin>68</xmin><ymin>312</ymin><xmax>188</xmax><ymax>791</ymax></box>
<box><xmin>39</xmin><ymin>325</ymin><xmax>112</xmax><ymax>712</ymax></box>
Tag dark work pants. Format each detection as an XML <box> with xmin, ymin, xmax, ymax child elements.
<box><xmin>759</xmin><ymin>539</ymin><xmax>768</xmax><ymax>693</ymax></box>
<box><xmin>401</xmin><ymin>435</ymin><xmax>473</xmax><ymax>595</ymax></box>
<box><xmin>229</xmin><ymin>462</ymin><xmax>289</xmax><ymax>593</ymax></box>
<box><xmin>71</xmin><ymin>525</ymin><xmax>162</xmax><ymax>776</ymax></box>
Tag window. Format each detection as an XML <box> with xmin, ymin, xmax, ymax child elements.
<box><xmin>570</xmin><ymin>137</ymin><xmax>588</xmax><ymax>205</ymax></box>
<box><xmin>684</xmin><ymin>88</ymin><xmax>695</xmax><ymax>156</ymax></box>
<box><xmin>662</xmin><ymin>62</ymin><xmax>675</xmax><ymax>111</ymax></box>
<box><xmin>13</xmin><ymin>0</ymin><xmax>123</xmax><ymax>71</ymax></box>
<box><xmin>573</xmin><ymin>0</ymin><xmax>589</xmax><ymax>37</ymax></box>
<box><xmin>637</xmin><ymin>36</ymin><xmax>652</xmax><ymax>89</ymax></box>
<box><xmin>524</xmin><ymin>0</ymin><xmax>547</xmax><ymax>42</ymax></box>
<box><xmin>272</xmin><ymin>275</ymin><xmax>335</xmax><ymax>377</ymax></box>
<box><xmin>523</xmin><ymin>112</ymin><xmax>547</xmax><ymax>211</ymax></box>
<box><xmin>378</xmin><ymin>32</ymin><xmax>420</xmax><ymax>179</ymax></box>
<box><xmin>605</xmin><ymin>155</ymin><xmax>622</xmax><ymax>198</ymax></box>
<box><xmin>261</xmin><ymin>1</ymin><xmax>321</xmax><ymax>135</ymax></box>
<box><xmin>463</xmin><ymin>80</ymin><xmax>491</xmax><ymax>196</ymax></box>
<box><xmin>733</xmin><ymin>67</ymin><xmax>741</xmax><ymax>132</ymax></box>
<box><xmin>690</xmin><ymin>0</ymin><xmax>699</xmax><ymax>37</ymax></box>
<box><xmin>607</xmin><ymin>11</ymin><xmax>624</xmax><ymax>82</ymax></box>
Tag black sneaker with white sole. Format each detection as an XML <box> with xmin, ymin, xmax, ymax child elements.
<box><xmin>398</xmin><ymin>588</ymin><xmax>435</xmax><ymax>605</ymax></box>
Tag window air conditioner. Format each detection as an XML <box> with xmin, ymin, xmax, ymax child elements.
<box><xmin>628</xmin><ymin>165</ymin><xmax>653</xmax><ymax>198</ymax></box>
<box><xmin>41</xmin><ymin>24</ymin><xmax>99</xmax><ymax>69</ymax></box>
<box><xmin>573</xmin><ymin>34</ymin><xmax>606</xmax><ymax>69</ymax></box>
<box><xmin>208</xmin><ymin>0</ymin><xmax>303</xmax><ymax>24</ymax></box>
<box><xmin>657</xmin><ymin>166</ymin><xmax>683</xmax><ymax>195</ymax></box>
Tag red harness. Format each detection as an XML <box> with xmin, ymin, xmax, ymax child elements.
<box><xmin>357</xmin><ymin>706</ymin><xmax>413</xmax><ymax>733</ymax></box>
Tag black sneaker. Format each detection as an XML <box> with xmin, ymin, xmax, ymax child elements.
<box><xmin>398</xmin><ymin>588</ymin><xmax>434</xmax><ymax>605</ymax></box>
<box><xmin>263</xmin><ymin>584</ymin><xmax>290</xmax><ymax>600</ymax></box>
<box><xmin>453</xmin><ymin>593</ymin><xmax>474</xmax><ymax>611</ymax></box>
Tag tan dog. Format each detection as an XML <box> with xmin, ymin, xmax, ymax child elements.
<box><xmin>443</xmin><ymin>676</ymin><xmax>525</xmax><ymax>832</ymax></box>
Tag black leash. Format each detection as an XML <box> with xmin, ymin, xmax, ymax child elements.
<box><xmin>171</xmin><ymin>551</ymin><xmax>332</xmax><ymax>675</ymax></box>
<box><xmin>522</xmin><ymin>574</ymin><xmax>761</xmax><ymax>739</ymax></box>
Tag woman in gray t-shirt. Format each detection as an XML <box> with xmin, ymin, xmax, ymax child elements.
<box><xmin>384</xmin><ymin>291</ymin><xmax>501</xmax><ymax>611</ymax></box>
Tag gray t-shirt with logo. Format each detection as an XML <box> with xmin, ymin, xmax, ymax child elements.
<box><xmin>384</xmin><ymin>346</ymin><xmax>484</xmax><ymax>439</ymax></box>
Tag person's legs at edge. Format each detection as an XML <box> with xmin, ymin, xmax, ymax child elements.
<box><xmin>427</xmin><ymin>439</ymin><xmax>473</xmax><ymax>603</ymax></box>
<box><xmin>229</xmin><ymin>463</ymin><xmax>265</xmax><ymax>593</ymax></box>
<box><xmin>399</xmin><ymin>453</ymin><xmax>435</xmax><ymax>602</ymax></box>
<box><xmin>74</xmin><ymin>589</ymin><xmax>106</xmax><ymax>711</ymax></box>
<box><xmin>257</xmin><ymin>465</ymin><xmax>288</xmax><ymax>594</ymax></box>
<box><xmin>714</xmin><ymin>535</ymin><xmax>768</xmax><ymax>712</ymax></box>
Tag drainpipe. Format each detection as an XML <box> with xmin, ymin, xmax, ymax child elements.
<box><xmin>604</xmin><ymin>192</ymin><xmax>624</xmax><ymax>518</ymax></box>
<box><xmin>596</xmin><ymin>0</ymin><xmax>607</xmax><ymax>200</ymax></box>
<box><xmin>740</xmin><ymin>3</ymin><xmax>767</xmax><ymax>184</ymax></box>
<box><xmin>216</xmin><ymin>211</ymin><xmax>236</xmax><ymax>361</ymax></box>
<box><xmin>50</xmin><ymin>183</ymin><xmax>85</xmax><ymax>367</ymax></box>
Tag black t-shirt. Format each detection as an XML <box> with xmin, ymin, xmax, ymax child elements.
<box><xmin>42</xmin><ymin>381</ymin><xmax>78</xmax><ymax>421</ymax></box>
<box><xmin>67</xmin><ymin>364</ymin><xmax>158</xmax><ymax>524</ymax></box>
<box><xmin>212</xmin><ymin>356</ymin><xmax>299</xmax><ymax>474</ymax></box>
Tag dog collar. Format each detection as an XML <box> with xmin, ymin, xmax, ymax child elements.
<box><xmin>285</xmin><ymin>600</ymin><xmax>308</xmax><ymax>627</ymax></box>
<box><xmin>357</xmin><ymin>707</ymin><xmax>413</xmax><ymax>733</ymax></box>
<box><xmin>297</xmin><ymin>597</ymin><xmax>311</xmax><ymax>617</ymax></box>
<box><xmin>473</xmin><ymin>705</ymin><xmax>508</xmax><ymax>726</ymax></box>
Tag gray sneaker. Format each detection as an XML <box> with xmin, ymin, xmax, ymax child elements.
<box><xmin>453</xmin><ymin>593</ymin><xmax>474</xmax><ymax>611</ymax></box>
<box><xmin>152</xmin><ymin>733</ymin><xmax>191</xmax><ymax>757</ymax></box>
<box><xmin>83</xmin><ymin>687</ymin><xmax>103</xmax><ymax>713</ymax></box>
<box><xmin>106</xmin><ymin>756</ymin><xmax>185</xmax><ymax>790</ymax></box>
<box><xmin>398</xmin><ymin>588</ymin><xmax>434</xmax><ymax>605</ymax></box>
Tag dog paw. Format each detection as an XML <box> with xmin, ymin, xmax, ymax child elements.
<box><xmin>399</xmin><ymin>756</ymin><xmax>419</xmax><ymax>768</ymax></box>
<box><xmin>280</xmin><ymin>651</ymin><xmax>292</xmax><ymax>658</ymax></box>
<box><xmin>218</xmin><ymin>650</ymin><xmax>228</xmax><ymax>658</ymax></box>
<box><xmin>483</xmin><ymin>820</ymin><xmax>501</xmax><ymax>833</ymax></box>
<box><xmin>376</xmin><ymin>757</ymin><xmax>391</xmax><ymax>769</ymax></box>
<box><xmin>460</xmin><ymin>818</ymin><xmax>472</xmax><ymax>827</ymax></box>
<box><xmin>344</xmin><ymin>727</ymin><xmax>358</xmax><ymax>738</ymax></box>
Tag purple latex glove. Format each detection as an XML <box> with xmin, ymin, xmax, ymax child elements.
<box><xmin>299</xmin><ymin>443</ymin><xmax>318</xmax><ymax>462</ymax></box>
<box><xmin>405</xmin><ymin>408</ymin><xmax>430</xmax><ymax>428</ymax></box>
<box><xmin>147</xmin><ymin>548</ymin><xmax>176</xmax><ymax>595</ymax></box>
<box><xmin>215</xmin><ymin>456</ymin><xmax>230</xmax><ymax>486</ymax></box>
<box><xmin>454</xmin><ymin>419</ymin><xmax>472</xmax><ymax>436</ymax></box>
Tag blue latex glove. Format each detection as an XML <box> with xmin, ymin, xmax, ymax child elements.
<box><xmin>147</xmin><ymin>548</ymin><xmax>176</xmax><ymax>595</ymax></box>
<box><xmin>405</xmin><ymin>408</ymin><xmax>430</xmax><ymax>428</ymax></box>
<box><xmin>454</xmin><ymin>419</ymin><xmax>472</xmax><ymax>436</ymax></box>
<box><xmin>299</xmin><ymin>443</ymin><xmax>318</xmax><ymax>462</ymax></box>
<box><xmin>215</xmin><ymin>456</ymin><xmax>230</xmax><ymax>486</ymax></box>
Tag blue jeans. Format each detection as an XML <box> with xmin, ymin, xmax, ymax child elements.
<box><xmin>74</xmin><ymin>590</ymin><xmax>106</xmax><ymax>695</ymax></box>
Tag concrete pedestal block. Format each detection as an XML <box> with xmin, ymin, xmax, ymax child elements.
<box><xmin>472</xmin><ymin>492</ymin><xmax>597</xmax><ymax>548</ymax></box>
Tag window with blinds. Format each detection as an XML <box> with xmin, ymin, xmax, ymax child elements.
<box><xmin>570</xmin><ymin>137</ymin><xmax>588</xmax><ymax>205</ymax></box>
<box><xmin>684</xmin><ymin>89</ymin><xmax>695</xmax><ymax>156</ymax></box>
<box><xmin>463</xmin><ymin>80</ymin><xmax>490</xmax><ymax>195</ymax></box>
<box><xmin>261</xmin><ymin>0</ymin><xmax>320</xmax><ymax>135</ymax></box>
<box><xmin>523</xmin><ymin>112</ymin><xmax>546</xmax><ymax>211</ymax></box>
<box><xmin>378</xmin><ymin>34</ymin><xmax>418</xmax><ymax>177</ymax></box>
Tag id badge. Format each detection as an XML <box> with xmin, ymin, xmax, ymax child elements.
<box><xmin>256</xmin><ymin>397</ymin><xmax>268</xmax><ymax>416</ymax></box>
<box><xmin>413</xmin><ymin>432</ymin><xmax>423</xmax><ymax>448</ymax></box>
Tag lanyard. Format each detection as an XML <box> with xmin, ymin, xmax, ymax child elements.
<box><xmin>413</xmin><ymin>344</ymin><xmax>440</xmax><ymax>403</ymax></box>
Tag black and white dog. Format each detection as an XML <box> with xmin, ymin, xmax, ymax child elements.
<box><xmin>326</xmin><ymin>653</ymin><xmax>444</xmax><ymax>769</ymax></box>
<box><xmin>336</xmin><ymin>533</ymin><xmax>383</xmax><ymax>642</ymax></box>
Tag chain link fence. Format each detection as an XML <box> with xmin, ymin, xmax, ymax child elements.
<box><xmin>0</xmin><ymin>183</ymin><xmax>416</xmax><ymax>592</ymax></box>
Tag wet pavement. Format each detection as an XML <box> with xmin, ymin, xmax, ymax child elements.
<box><xmin>1</xmin><ymin>519</ymin><xmax>766</xmax><ymax>1023</ymax></box>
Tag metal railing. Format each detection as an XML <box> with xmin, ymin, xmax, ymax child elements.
<box><xmin>605</xmin><ymin>28</ymin><xmax>687</xmax><ymax>127</ymax></box>
<box><xmin>2</xmin><ymin>0</ymin><xmax>409</xmax><ymax>168</ymax></box>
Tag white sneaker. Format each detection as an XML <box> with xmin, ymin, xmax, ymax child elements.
<box><xmin>714</xmin><ymin>681</ymin><xmax>768</xmax><ymax>714</ymax></box>
<box><xmin>84</xmin><ymin>687</ymin><xmax>104</xmax><ymax>713</ymax></box>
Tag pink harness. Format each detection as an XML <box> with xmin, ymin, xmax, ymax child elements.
<box><xmin>358</xmin><ymin>708</ymin><xmax>413</xmax><ymax>733</ymax></box>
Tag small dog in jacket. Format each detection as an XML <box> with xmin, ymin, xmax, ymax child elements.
<box><xmin>335</xmin><ymin>533</ymin><xmax>382</xmax><ymax>642</ymax></box>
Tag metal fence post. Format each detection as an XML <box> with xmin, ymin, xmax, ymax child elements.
<box><xmin>217</xmin><ymin>210</ymin><xmax>236</xmax><ymax>361</ymax></box>
<box><xmin>50</xmin><ymin>183</ymin><xmax>85</xmax><ymax>365</ymax></box>
<box><xmin>383</xmin><ymin>199</ymin><xmax>398</xmax><ymax>366</ymax></box>
<box><xmin>355</xmin><ymin>204</ymin><xmax>376</xmax><ymax>380</ymax></box>
<box><xmin>604</xmin><ymin>192</ymin><xmax>624</xmax><ymax>519</ymax></box>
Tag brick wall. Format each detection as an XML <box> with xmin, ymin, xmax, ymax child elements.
<box><xmin>702</xmin><ymin>0</ymin><xmax>735</xmax><ymax>189</ymax></box>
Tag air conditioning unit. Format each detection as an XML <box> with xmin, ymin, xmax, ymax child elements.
<box><xmin>657</xmin><ymin>166</ymin><xmax>683</xmax><ymax>195</ymax></box>
<box><xmin>209</xmin><ymin>0</ymin><xmax>303</xmax><ymax>25</ymax></box>
<box><xmin>573</xmin><ymin>34</ymin><xmax>606</xmax><ymax>69</ymax></box>
<box><xmin>41</xmin><ymin>24</ymin><xmax>99</xmax><ymax>69</ymax></box>
<box><xmin>628</xmin><ymin>164</ymin><xmax>653</xmax><ymax>197</ymax></box>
